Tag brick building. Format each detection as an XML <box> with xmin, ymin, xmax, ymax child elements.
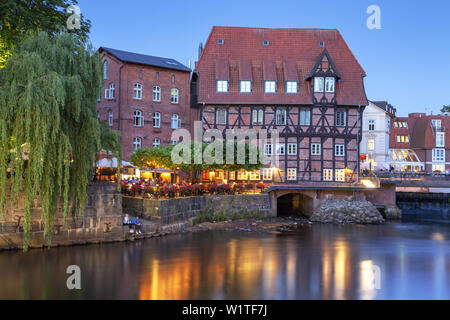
<box><xmin>389</xmin><ymin>113</ymin><xmax>449</xmax><ymax>173</ymax></box>
<box><xmin>191</xmin><ymin>27</ymin><xmax>368</xmax><ymax>183</ymax></box>
<box><xmin>98</xmin><ymin>47</ymin><xmax>192</xmax><ymax>160</ymax></box>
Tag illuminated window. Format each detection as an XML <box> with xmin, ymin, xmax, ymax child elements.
<box><xmin>250</xmin><ymin>170</ymin><xmax>260</xmax><ymax>181</ymax></box>
<box><xmin>323</xmin><ymin>169</ymin><xmax>333</xmax><ymax>181</ymax></box>
<box><xmin>432</xmin><ymin>164</ymin><xmax>445</xmax><ymax>172</ymax></box>
<box><xmin>237</xmin><ymin>170</ymin><xmax>248</xmax><ymax>180</ymax></box>
<box><xmin>368</xmin><ymin>138</ymin><xmax>375</xmax><ymax>151</ymax></box>
<box><xmin>335</xmin><ymin>169</ymin><xmax>345</xmax><ymax>182</ymax></box>
<box><xmin>263</xmin><ymin>168</ymin><xmax>273</xmax><ymax>180</ymax></box>
<box><xmin>287</xmin><ymin>168</ymin><xmax>297</xmax><ymax>181</ymax></box>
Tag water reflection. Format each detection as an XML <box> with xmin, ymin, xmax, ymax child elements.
<box><xmin>0</xmin><ymin>222</ymin><xmax>449</xmax><ymax>300</ymax></box>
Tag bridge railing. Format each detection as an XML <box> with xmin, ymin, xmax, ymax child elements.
<box><xmin>373</xmin><ymin>172</ymin><xmax>450</xmax><ymax>182</ymax></box>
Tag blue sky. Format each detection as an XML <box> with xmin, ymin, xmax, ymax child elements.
<box><xmin>78</xmin><ymin>0</ymin><xmax>450</xmax><ymax>116</ymax></box>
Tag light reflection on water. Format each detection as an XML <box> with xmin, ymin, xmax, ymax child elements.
<box><xmin>0</xmin><ymin>221</ymin><xmax>449</xmax><ymax>300</ymax></box>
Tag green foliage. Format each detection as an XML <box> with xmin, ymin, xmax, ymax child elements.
<box><xmin>441</xmin><ymin>105</ymin><xmax>450</xmax><ymax>114</ymax></box>
<box><xmin>0</xmin><ymin>0</ymin><xmax>91</xmax><ymax>68</ymax></box>
<box><xmin>0</xmin><ymin>32</ymin><xmax>103</xmax><ymax>249</ymax></box>
<box><xmin>99</xmin><ymin>121</ymin><xmax>122</xmax><ymax>188</ymax></box>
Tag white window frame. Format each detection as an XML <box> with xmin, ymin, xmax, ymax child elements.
<box><xmin>106</xmin><ymin>83</ymin><xmax>115</xmax><ymax>99</ymax></box>
<box><xmin>432</xmin><ymin>148</ymin><xmax>445</xmax><ymax>162</ymax></box>
<box><xmin>153</xmin><ymin>138</ymin><xmax>161</xmax><ymax>148</ymax></box>
<box><xmin>275</xmin><ymin>108</ymin><xmax>287</xmax><ymax>126</ymax></box>
<box><xmin>153</xmin><ymin>112</ymin><xmax>161</xmax><ymax>128</ymax></box>
<box><xmin>263</xmin><ymin>168</ymin><xmax>273</xmax><ymax>181</ymax></box>
<box><xmin>368</xmin><ymin>120</ymin><xmax>375</xmax><ymax>131</ymax></box>
<box><xmin>276</xmin><ymin>143</ymin><xmax>286</xmax><ymax>156</ymax></box>
<box><xmin>153</xmin><ymin>86</ymin><xmax>161</xmax><ymax>102</ymax></box>
<box><xmin>216</xmin><ymin>108</ymin><xmax>227</xmax><ymax>125</ymax></box>
<box><xmin>133</xmin><ymin>83</ymin><xmax>143</xmax><ymax>100</ymax></box>
<box><xmin>311</xmin><ymin>143</ymin><xmax>321</xmax><ymax>156</ymax></box>
<box><xmin>240</xmin><ymin>81</ymin><xmax>252</xmax><ymax>93</ymax></box>
<box><xmin>217</xmin><ymin>80</ymin><xmax>228</xmax><ymax>93</ymax></box>
<box><xmin>264</xmin><ymin>143</ymin><xmax>273</xmax><ymax>156</ymax></box>
<box><xmin>171</xmin><ymin>88</ymin><xmax>179</xmax><ymax>104</ymax></box>
<box><xmin>287</xmin><ymin>168</ymin><xmax>297</xmax><ymax>181</ymax></box>
<box><xmin>325</xmin><ymin>77</ymin><xmax>335</xmax><ymax>93</ymax></box>
<box><xmin>299</xmin><ymin>109</ymin><xmax>311</xmax><ymax>126</ymax></box>
<box><xmin>335</xmin><ymin>169</ymin><xmax>346</xmax><ymax>182</ymax></box>
<box><xmin>252</xmin><ymin>109</ymin><xmax>264</xmax><ymax>125</ymax></box>
<box><xmin>171</xmin><ymin>114</ymin><xmax>181</xmax><ymax>129</ymax></box>
<box><xmin>134</xmin><ymin>110</ymin><xmax>144</xmax><ymax>127</ymax></box>
<box><xmin>108</xmin><ymin>110</ymin><xmax>113</xmax><ymax>127</ymax></box>
<box><xmin>436</xmin><ymin>132</ymin><xmax>445</xmax><ymax>147</ymax></box>
<box><xmin>314</xmin><ymin>77</ymin><xmax>324</xmax><ymax>92</ymax></box>
<box><xmin>286</xmin><ymin>81</ymin><xmax>298</xmax><ymax>94</ymax></box>
<box><xmin>133</xmin><ymin>137</ymin><xmax>142</xmax><ymax>151</ymax></box>
<box><xmin>336</xmin><ymin>111</ymin><xmax>346</xmax><ymax>127</ymax></box>
<box><xmin>335</xmin><ymin>144</ymin><xmax>345</xmax><ymax>157</ymax></box>
<box><xmin>287</xmin><ymin>143</ymin><xmax>297</xmax><ymax>156</ymax></box>
<box><xmin>432</xmin><ymin>119</ymin><xmax>442</xmax><ymax>131</ymax></box>
<box><xmin>264</xmin><ymin>81</ymin><xmax>276</xmax><ymax>93</ymax></box>
<box><xmin>368</xmin><ymin>138</ymin><xmax>375</xmax><ymax>151</ymax></box>
<box><xmin>323</xmin><ymin>169</ymin><xmax>333</xmax><ymax>181</ymax></box>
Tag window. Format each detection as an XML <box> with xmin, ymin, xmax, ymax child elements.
<box><xmin>393</xmin><ymin>122</ymin><xmax>398</xmax><ymax>128</ymax></box>
<box><xmin>171</xmin><ymin>114</ymin><xmax>181</xmax><ymax>129</ymax></box>
<box><xmin>432</xmin><ymin>164</ymin><xmax>445</xmax><ymax>173</ymax></box>
<box><xmin>368</xmin><ymin>138</ymin><xmax>375</xmax><ymax>151</ymax></box>
<box><xmin>153</xmin><ymin>138</ymin><xmax>161</xmax><ymax>148</ymax></box>
<box><xmin>436</xmin><ymin>132</ymin><xmax>445</xmax><ymax>147</ymax></box>
<box><xmin>133</xmin><ymin>138</ymin><xmax>142</xmax><ymax>151</ymax></box>
<box><xmin>432</xmin><ymin>119</ymin><xmax>442</xmax><ymax>131</ymax></box>
<box><xmin>153</xmin><ymin>112</ymin><xmax>161</xmax><ymax>128</ymax></box>
<box><xmin>250</xmin><ymin>170</ymin><xmax>260</xmax><ymax>181</ymax></box>
<box><xmin>432</xmin><ymin>149</ymin><xmax>445</xmax><ymax>162</ymax></box>
<box><xmin>103</xmin><ymin>61</ymin><xmax>108</xmax><ymax>79</ymax></box>
<box><xmin>263</xmin><ymin>168</ymin><xmax>273</xmax><ymax>180</ymax></box>
<box><xmin>217</xmin><ymin>80</ymin><xmax>228</xmax><ymax>93</ymax></box>
<box><xmin>108</xmin><ymin>110</ymin><xmax>113</xmax><ymax>127</ymax></box>
<box><xmin>323</xmin><ymin>169</ymin><xmax>333</xmax><ymax>181</ymax></box>
<box><xmin>311</xmin><ymin>143</ymin><xmax>321</xmax><ymax>156</ymax></box>
<box><xmin>240</xmin><ymin>81</ymin><xmax>252</xmax><ymax>93</ymax></box>
<box><xmin>134</xmin><ymin>110</ymin><xmax>143</xmax><ymax>127</ymax></box>
<box><xmin>105</xmin><ymin>83</ymin><xmax>115</xmax><ymax>99</ymax></box>
<box><xmin>276</xmin><ymin>144</ymin><xmax>286</xmax><ymax>155</ymax></box>
<box><xmin>263</xmin><ymin>41</ymin><xmax>270</xmax><ymax>46</ymax></box>
<box><xmin>287</xmin><ymin>168</ymin><xmax>297</xmax><ymax>181</ymax></box>
<box><xmin>396</xmin><ymin>135</ymin><xmax>409</xmax><ymax>144</ymax></box>
<box><xmin>368</xmin><ymin>120</ymin><xmax>375</xmax><ymax>131</ymax></box>
<box><xmin>153</xmin><ymin>86</ymin><xmax>161</xmax><ymax>102</ymax></box>
<box><xmin>216</xmin><ymin>108</ymin><xmax>227</xmax><ymax>125</ymax></box>
<box><xmin>336</xmin><ymin>111</ymin><xmax>346</xmax><ymax>126</ymax></box>
<box><xmin>335</xmin><ymin>169</ymin><xmax>345</xmax><ymax>182</ymax></box>
<box><xmin>156</xmin><ymin>72</ymin><xmax>159</xmax><ymax>81</ymax></box>
<box><xmin>387</xmin><ymin>119</ymin><xmax>391</xmax><ymax>132</ymax></box>
<box><xmin>286</xmin><ymin>81</ymin><xmax>298</xmax><ymax>93</ymax></box>
<box><xmin>218</xmin><ymin>39</ymin><xmax>224</xmax><ymax>45</ymax></box>
<box><xmin>252</xmin><ymin>109</ymin><xmax>264</xmax><ymax>125</ymax></box>
<box><xmin>325</xmin><ymin>77</ymin><xmax>335</xmax><ymax>93</ymax></box>
<box><xmin>335</xmin><ymin>144</ymin><xmax>345</xmax><ymax>157</ymax></box>
<box><xmin>275</xmin><ymin>108</ymin><xmax>286</xmax><ymax>126</ymax></box>
<box><xmin>171</xmin><ymin>140</ymin><xmax>178</xmax><ymax>145</ymax></box>
<box><xmin>288</xmin><ymin>143</ymin><xmax>297</xmax><ymax>155</ymax></box>
<box><xmin>264</xmin><ymin>81</ymin><xmax>276</xmax><ymax>93</ymax></box>
<box><xmin>314</xmin><ymin>77</ymin><xmax>324</xmax><ymax>92</ymax></box>
<box><xmin>299</xmin><ymin>109</ymin><xmax>311</xmax><ymax>126</ymax></box>
<box><xmin>264</xmin><ymin>143</ymin><xmax>273</xmax><ymax>156</ymax></box>
<box><xmin>171</xmin><ymin>88</ymin><xmax>179</xmax><ymax>104</ymax></box>
<box><xmin>139</xmin><ymin>70</ymin><xmax>143</xmax><ymax>79</ymax></box>
<box><xmin>237</xmin><ymin>170</ymin><xmax>248</xmax><ymax>180</ymax></box>
<box><xmin>171</xmin><ymin>75</ymin><xmax>175</xmax><ymax>83</ymax></box>
<box><xmin>133</xmin><ymin>83</ymin><xmax>142</xmax><ymax>100</ymax></box>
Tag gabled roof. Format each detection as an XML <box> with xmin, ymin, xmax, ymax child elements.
<box><xmin>370</xmin><ymin>101</ymin><xmax>397</xmax><ymax>115</ymax></box>
<box><xmin>99</xmin><ymin>47</ymin><xmax>191</xmax><ymax>72</ymax></box>
<box><xmin>194</xmin><ymin>26</ymin><xmax>368</xmax><ymax>106</ymax></box>
<box><xmin>305</xmin><ymin>48</ymin><xmax>342</xmax><ymax>80</ymax></box>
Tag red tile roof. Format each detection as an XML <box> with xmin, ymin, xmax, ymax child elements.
<box><xmin>195</xmin><ymin>26</ymin><xmax>368</xmax><ymax>106</ymax></box>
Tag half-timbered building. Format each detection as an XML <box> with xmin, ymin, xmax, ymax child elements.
<box><xmin>191</xmin><ymin>27</ymin><xmax>369</xmax><ymax>184</ymax></box>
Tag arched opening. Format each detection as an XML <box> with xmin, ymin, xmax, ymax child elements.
<box><xmin>277</xmin><ymin>193</ymin><xmax>314</xmax><ymax>218</ymax></box>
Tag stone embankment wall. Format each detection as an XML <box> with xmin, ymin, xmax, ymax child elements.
<box><xmin>123</xmin><ymin>194</ymin><xmax>274</xmax><ymax>224</ymax></box>
<box><xmin>0</xmin><ymin>182</ymin><xmax>123</xmax><ymax>250</ymax></box>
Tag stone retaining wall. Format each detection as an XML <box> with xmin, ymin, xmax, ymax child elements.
<box><xmin>122</xmin><ymin>194</ymin><xmax>274</xmax><ymax>225</ymax></box>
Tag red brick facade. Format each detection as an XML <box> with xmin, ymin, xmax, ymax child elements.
<box><xmin>97</xmin><ymin>48</ymin><xmax>194</xmax><ymax>160</ymax></box>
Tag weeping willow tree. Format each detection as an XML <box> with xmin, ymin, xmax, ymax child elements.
<box><xmin>0</xmin><ymin>31</ymin><xmax>104</xmax><ymax>249</ymax></box>
<box><xmin>99</xmin><ymin>121</ymin><xmax>122</xmax><ymax>189</ymax></box>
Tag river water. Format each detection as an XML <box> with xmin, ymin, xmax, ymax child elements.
<box><xmin>0</xmin><ymin>213</ymin><xmax>449</xmax><ymax>300</ymax></box>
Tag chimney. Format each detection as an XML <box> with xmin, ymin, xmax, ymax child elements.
<box><xmin>198</xmin><ymin>42</ymin><xmax>204</xmax><ymax>60</ymax></box>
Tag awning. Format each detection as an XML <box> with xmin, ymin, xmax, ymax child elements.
<box><xmin>95</xmin><ymin>158</ymin><xmax>135</xmax><ymax>168</ymax></box>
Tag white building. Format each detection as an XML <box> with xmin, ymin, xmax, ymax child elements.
<box><xmin>360</xmin><ymin>101</ymin><xmax>396</xmax><ymax>171</ymax></box>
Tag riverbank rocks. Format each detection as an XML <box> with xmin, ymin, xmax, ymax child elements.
<box><xmin>384</xmin><ymin>205</ymin><xmax>402</xmax><ymax>220</ymax></box>
<box><xmin>310</xmin><ymin>199</ymin><xmax>385</xmax><ymax>225</ymax></box>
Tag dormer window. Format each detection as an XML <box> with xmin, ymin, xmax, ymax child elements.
<box><xmin>264</xmin><ymin>81</ymin><xmax>276</xmax><ymax>93</ymax></box>
<box><xmin>240</xmin><ymin>81</ymin><xmax>252</xmax><ymax>93</ymax></box>
<box><xmin>325</xmin><ymin>77</ymin><xmax>335</xmax><ymax>93</ymax></box>
<box><xmin>286</xmin><ymin>81</ymin><xmax>298</xmax><ymax>93</ymax></box>
<box><xmin>217</xmin><ymin>80</ymin><xmax>228</xmax><ymax>93</ymax></box>
<box><xmin>314</xmin><ymin>77</ymin><xmax>324</xmax><ymax>92</ymax></box>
